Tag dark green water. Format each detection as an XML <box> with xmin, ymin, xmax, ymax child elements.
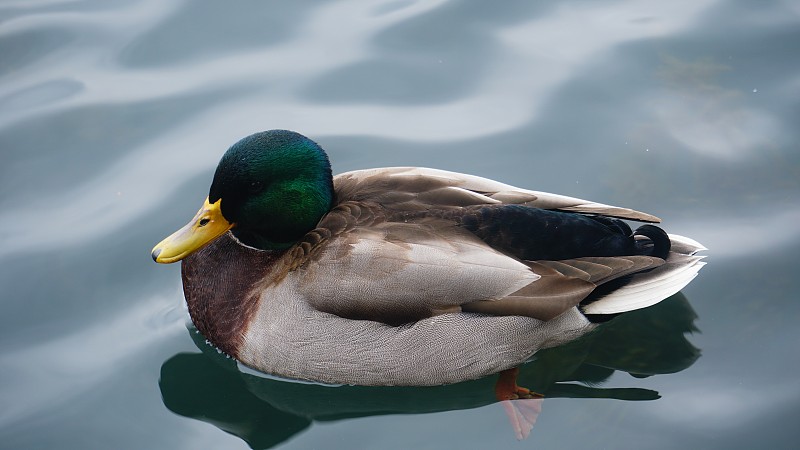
<box><xmin>2</xmin><ymin>0</ymin><xmax>799</xmax><ymax>448</ymax></box>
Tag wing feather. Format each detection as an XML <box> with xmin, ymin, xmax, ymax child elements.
<box><xmin>334</xmin><ymin>167</ymin><xmax>661</xmax><ymax>222</ymax></box>
<box><xmin>284</xmin><ymin>168</ymin><xmax>687</xmax><ymax>325</ymax></box>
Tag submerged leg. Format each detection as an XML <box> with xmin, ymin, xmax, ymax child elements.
<box><xmin>495</xmin><ymin>367</ymin><xmax>542</xmax><ymax>400</ymax></box>
<box><xmin>495</xmin><ymin>367</ymin><xmax>545</xmax><ymax>440</ymax></box>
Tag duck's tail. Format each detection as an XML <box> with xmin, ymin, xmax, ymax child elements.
<box><xmin>581</xmin><ymin>234</ymin><xmax>706</xmax><ymax>318</ymax></box>
<box><xmin>633</xmin><ymin>224</ymin><xmax>671</xmax><ymax>259</ymax></box>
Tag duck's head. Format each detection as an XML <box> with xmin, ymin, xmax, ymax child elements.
<box><xmin>151</xmin><ymin>130</ymin><xmax>334</xmax><ymax>263</ymax></box>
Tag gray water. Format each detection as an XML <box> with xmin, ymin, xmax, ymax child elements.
<box><xmin>2</xmin><ymin>0</ymin><xmax>799</xmax><ymax>448</ymax></box>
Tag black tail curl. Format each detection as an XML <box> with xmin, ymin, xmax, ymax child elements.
<box><xmin>634</xmin><ymin>224</ymin><xmax>671</xmax><ymax>259</ymax></box>
<box><xmin>581</xmin><ymin>225</ymin><xmax>672</xmax><ymax>324</ymax></box>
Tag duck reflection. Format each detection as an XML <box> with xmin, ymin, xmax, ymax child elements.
<box><xmin>159</xmin><ymin>293</ymin><xmax>699</xmax><ymax>449</ymax></box>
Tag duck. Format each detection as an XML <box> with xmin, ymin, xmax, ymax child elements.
<box><xmin>151</xmin><ymin>129</ymin><xmax>705</xmax><ymax>389</ymax></box>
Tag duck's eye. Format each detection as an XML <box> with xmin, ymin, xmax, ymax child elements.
<box><xmin>248</xmin><ymin>181</ymin><xmax>263</xmax><ymax>194</ymax></box>
<box><xmin>198</xmin><ymin>218</ymin><xmax>210</xmax><ymax>227</ymax></box>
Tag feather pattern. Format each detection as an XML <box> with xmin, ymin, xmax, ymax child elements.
<box><xmin>181</xmin><ymin>166</ymin><xmax>704</xmax><ymax>386</ymax></box>
<box><xmin>334</xmin><ymin>167</ymin><xmax>662</xmax><ymax>222</ymax></box>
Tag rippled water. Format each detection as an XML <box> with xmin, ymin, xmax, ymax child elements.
<box><xmin>2</xmin><ymin>0</ymin><xmax>799</xmax><ymax>448</ymax></box>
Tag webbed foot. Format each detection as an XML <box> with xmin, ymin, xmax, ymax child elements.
<box><xmin>494</xmin><ymin>367</ymin><xmax>543</xmax><ymax>400</ymax></box>
<box><xmin>495</xmin><ymin>367</ymin><xmax>544</xmax><ymax>440</ymax></box>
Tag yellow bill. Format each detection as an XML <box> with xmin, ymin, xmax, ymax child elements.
<box><xmin>151</xmin><ymin>197</ymin><xmax>234</xmax><ymax>264</ymax></box>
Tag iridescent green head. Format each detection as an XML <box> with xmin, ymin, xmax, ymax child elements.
<box><xmin>210</xmin><ymin>130</ymin><xmax>334</xmax><ymax>249</ymax></box>
<box><xmin>152</xmin><ymin>130</ymin><xmax>334</xmax><ymax>262</ymax></box>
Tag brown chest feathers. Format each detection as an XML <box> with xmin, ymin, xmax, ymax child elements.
<box><xmin>181</xmin><ymin>233</ymin><xmax>282</xmax><ymax>357</ymax></box>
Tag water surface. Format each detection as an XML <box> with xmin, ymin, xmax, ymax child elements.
<box><xmin>1</xmin><ymin>0</ymin><xmax>799</xmax><ymax>448</ymax></box>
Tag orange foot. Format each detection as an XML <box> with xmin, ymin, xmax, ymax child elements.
<box><xmin>495</xmin><ymin>367</ymin><xmax>543</xmax><ymax>401</ymax></box>
<box><xmin>495</xmin><ymin>368</ymin><xmax>544</xmax><ymax>440</ymax></box>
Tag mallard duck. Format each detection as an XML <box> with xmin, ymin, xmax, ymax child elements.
<box><xmin>152</xmin><ymin>130</ymin><xmax>705</xmax><ymax>387</ymax></box>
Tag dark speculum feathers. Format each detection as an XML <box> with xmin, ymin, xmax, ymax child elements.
<box><xmin>457</xmin><ymin>205</ymin><xmax>643</xmax><ymax>261</ymax></box>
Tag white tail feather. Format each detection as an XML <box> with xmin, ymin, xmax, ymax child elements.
<box><xmin>668</xmin><ymin>233</ymin><xmax>708</xmax><ymax>254</ymax></box>
<box><xmin>582</xmin><ymin>235</ymin><xmax>706</xmax><ymax>315</ymax></box>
